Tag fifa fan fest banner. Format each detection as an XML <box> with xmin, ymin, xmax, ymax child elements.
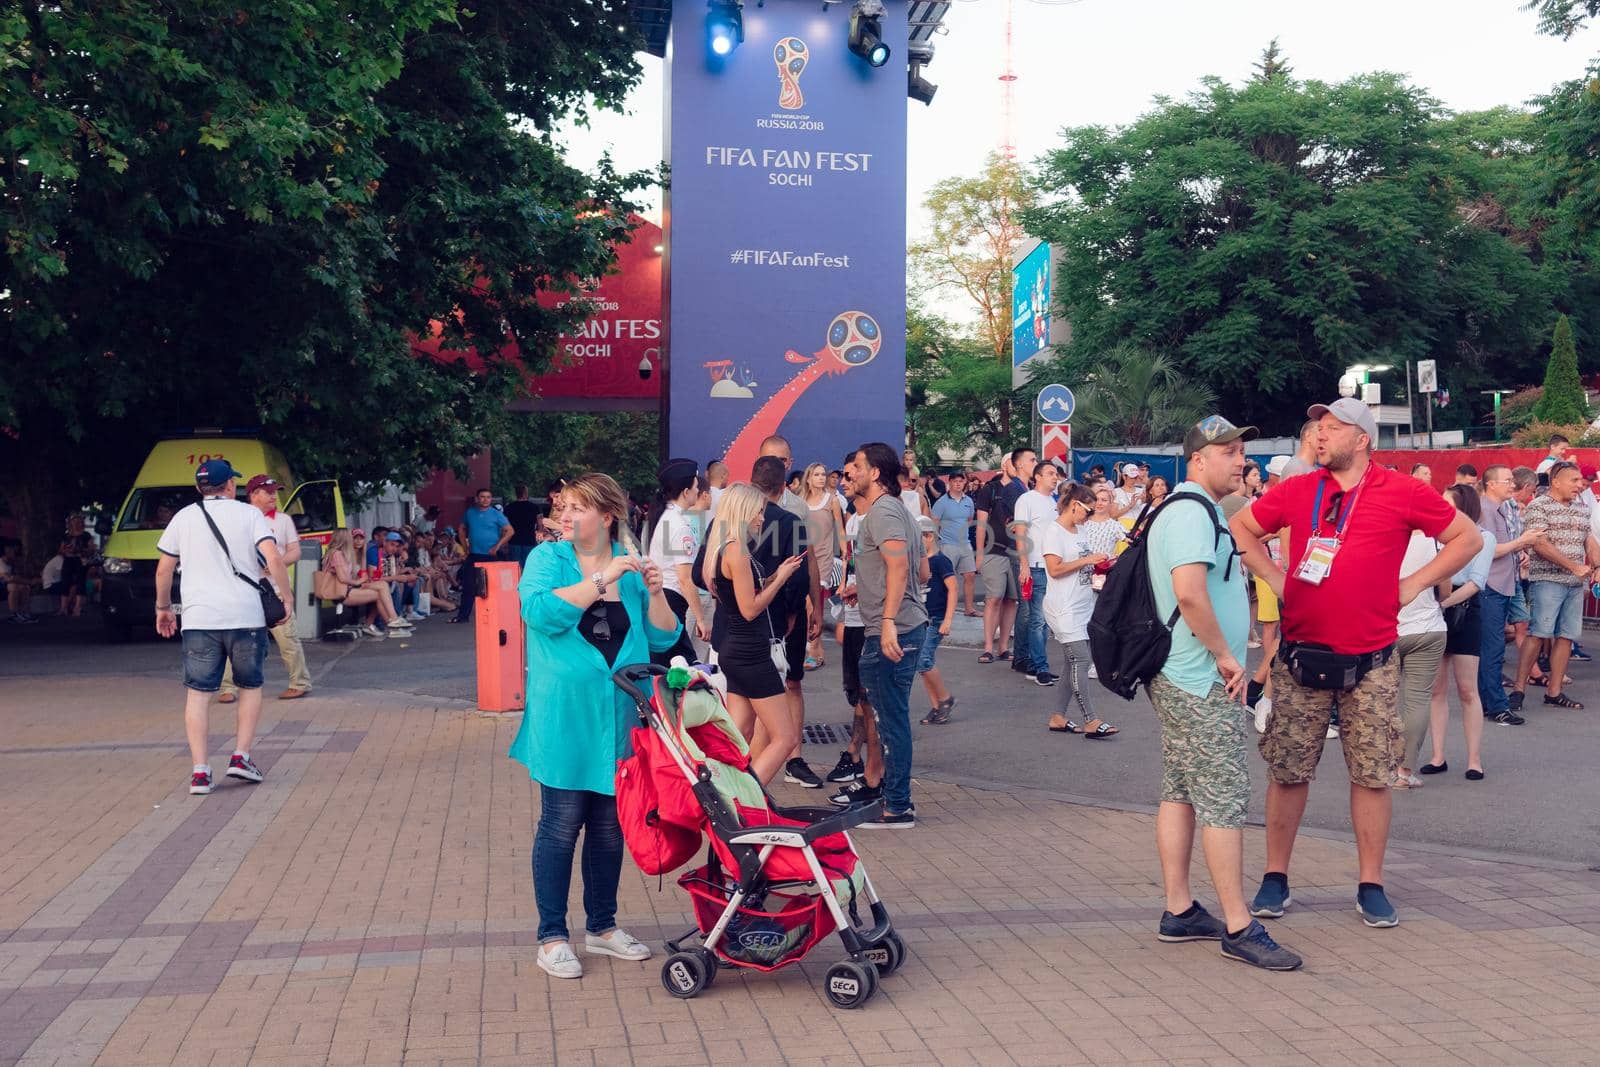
<box><xmin>667</xmin><ymin>2</ymin><xmax>908</xmax><ymax>477</ymax></box>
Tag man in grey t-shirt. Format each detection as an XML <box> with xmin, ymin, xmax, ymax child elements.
<box><xmin>841</xmin><ymin>442</ymin><xmax>929</xmax><ymax>829</ymax></box>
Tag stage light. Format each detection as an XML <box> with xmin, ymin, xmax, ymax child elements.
<box><xmin>707</xmin><ymin>0</ymin><xmax>742</xmax><ymax>57</ymax></box>
<box><xmin>908</xmin><ymin>40</ymin><xmax>936</xmax><ymax>104</ymax></box>
<box><xmin>848</xmin><ymin>0</ymin><xmax>890</xmax><ymax>68</ymax></box>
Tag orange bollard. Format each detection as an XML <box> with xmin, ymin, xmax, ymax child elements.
<box><xmin>474</xmin><ymin>561</ymin><xmax>525</xmax><ymax>712</ymax></box>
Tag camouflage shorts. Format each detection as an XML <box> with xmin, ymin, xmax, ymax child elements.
<box><xmin>1260</xmin><ymin>654</ymin><xmax>1401</xmax><ymax>789</ymax></box>
<box><xmin>1148</xmin><ymin>676</ymin><xmax>1249</xmax><ymax>830</ymax></box>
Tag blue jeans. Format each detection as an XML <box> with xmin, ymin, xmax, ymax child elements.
<box><xmin>1011</xmin><ymin>558</ymin><xmax>1033</xmax><ymax>671</ymax></box>
<box><xmin>532</xmin><ymin>785</ymin><xmax>624</xmax><ymax>943</ymax></box>
<box><xmin>1477</xmin><ymin>588</ymin><xmax>1512</xmax><ymax>714</ymax></box>
<box><xmin>182</xmin><ymin>628</ymin><xmax>267</xmax><ymax>692</ymax></box>
<box><xmin>859</xmin><ymin>623</ymin><xmax>926</xmax><ymax>816</ymax></box>
<box><xmin>1025</xmin><ymin>565</ymin><xmax>1050</xmax><ymax>675</ymax></box>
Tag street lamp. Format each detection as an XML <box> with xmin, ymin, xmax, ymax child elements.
<box><xmin>1481</xmin><ymin>389</ymin><xmax>1515</xmax><ymax>442</ymax></box>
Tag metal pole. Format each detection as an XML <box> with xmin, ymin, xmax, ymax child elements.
<box><xmin>1405</xmin><ymin>361</ymin><xmax>1416</xmax><ymax>448</ymax></box>
<box><xmin>1426</xmin><ymin>391</ymin><xmax>1434</xmax><ymax>450</ymax></box>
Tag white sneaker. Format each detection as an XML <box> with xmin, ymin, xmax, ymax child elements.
<box><xmin>362</xmin><ymin>624</ymin><xmax>387</xmax><ymax>639</ymax></box>
<box><xmin>1253</xmin><ymin>698</ymin><xmax>1271</xmax><ymax>734</ymax></box>
<box><xmin>388</xmin><ymin>618</ymin><xmax>414</xmax><ymax>630</ymax></box>
<box><xmin>406</xmin><ymin>611</ymin><xmax>426</xmax><ymax>621</ymax></box>
<box><xmin>537</xmin><ymin>942</ymin><xmax>583</xmax><ymax>979</ymax></box>
<box><xmin>584</xmin><ymin>928</ymin><xmax>651</xmax><ymax>961</ymax></box>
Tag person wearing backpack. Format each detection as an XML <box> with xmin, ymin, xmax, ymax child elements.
<box><xmin>1141</xmin><ymin>416</ymin><xmax>1302</xmax><ymax>971</ymax></box>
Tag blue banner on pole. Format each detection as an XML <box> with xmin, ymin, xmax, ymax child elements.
<box><xmin>667</xmin><ymin>3</ymin><xmax>908</xmax><ymax>477</ymax></box>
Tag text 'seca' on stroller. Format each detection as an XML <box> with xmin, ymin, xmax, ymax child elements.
<box><xmin>611</xmin><ymin>662</ymin><xmax>906</xmax><ymax>1009</ymax></box>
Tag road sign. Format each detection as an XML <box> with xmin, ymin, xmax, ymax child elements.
<box><xmin>1042</xmin><ymin>424</ymin><xmax>1071</xmax><ymax>464</ymax></box>
<box><xmin>1417</xmin><ymin>359</ymin><xmax>1438</xmax><ymax>393</ymax></box>
<box><xmin>1036</xmin><ymin>383</ymin><xmax>1075</xmax><ymax>425</ymax></box>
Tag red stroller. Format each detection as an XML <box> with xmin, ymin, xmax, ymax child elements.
<box><xmin>612</xmin><ymin>663</ymin><xmax>905</xmax><ymax>1009</ymax></box>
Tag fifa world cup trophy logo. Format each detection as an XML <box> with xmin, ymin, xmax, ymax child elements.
<box><xmin>774</xmin><ymin>37</ymin><xmax>807</xmax><ymax>110</ymax></box>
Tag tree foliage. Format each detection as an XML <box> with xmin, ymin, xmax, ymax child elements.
<box><xmin>1524</xmin><ymin>0</ymin><xmax>1600</xmax><ymax>38</ymax></box>
<box><xmin>1533</xmin><ymin>315</ymin><xmax>1589</xmax><ymax>423</ymax></box>
<box><xmin>1023</xmin><ymin>55</ymin><xmax>1556</xmax><ymax>435</ymax></box>
<box><xmin>0</xmin><ymin>1</ymin><xmax>649</xmax><ymax>562</ymax></box>
<box><xmin>1058</xmin><ymin>345</ymin><xmax>1217</xmax><ymax>448</ymax></box>
<box><xmin>904</xmin><ymin>306</ymin><xmax>1020</xmax><ymax>465</ymax></box>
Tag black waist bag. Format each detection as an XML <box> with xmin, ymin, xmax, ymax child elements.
<box><xmin>1281</xmin><ymin>642</ymin><xmax>1393</xmax><ymax>691</ymax></box>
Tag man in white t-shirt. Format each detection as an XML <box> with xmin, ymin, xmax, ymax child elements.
<box><xmin>219</xmin><ymin>475</ymin><xmax>313</xmax><ymax>703</ymax></box>
<box><xmin>1014</xmin><ymin>461</ymin><xmax>1061</xmax><ymax>685</ymax></box>
<box><xmin>155</xmin><ymin>459</ymin><xmax>293</xmax><ymax>797</ymax></box>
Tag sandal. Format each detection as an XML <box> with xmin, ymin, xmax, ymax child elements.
<box><xmin>997</xmin><ymin>650</ymin><xmax>1013</xmax><ymax>661</ymax></box>
<box><xmin>1544</xmin><ymin>692</ymin><xmax>1585</xmax><ymax>709</ymax></box>
<box><xmin>1047</xmin><ymin>716</ymin><xmax>1080</xmax><ymax>733</ymax></box>
<box><xmin>978</xmin><ymin>651</ymin><xmax>995</xmax><ymax>664</ymax></box>
<box><xmin>963</xmin><ymin>610</ymin><xmax>982</xmax><ymax>617</ymax></box>
<box><xmin>804</xmin><ymin>656</ymin><xmax>822</xmax><ymax>671</ymax></box>
<box><xmin>921</xmin><ymin>699</ymin><xmax>955</xmax><ymax>725</ymax></box>
<box><xmin>1081</xmin><ymin>719</ymin><xmax>1119</xmax><ymax>739</ymax></box>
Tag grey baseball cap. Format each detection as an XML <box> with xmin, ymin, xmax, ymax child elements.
<box><xmin>1307</xmin><ymin>397</ymin><xmax>1378</xmax><ymax>444</ymax></box>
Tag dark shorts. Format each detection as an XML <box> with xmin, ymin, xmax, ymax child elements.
<box><xmin>1443</xmin><ymin>594</ymin><xmax>1482</xmax><ymax>657</ymax></box>
<box><xmin>182</xmin><ymin>627</ymin><xmax>268</xmax><ymax>693</ymax></box>
<box><xmin>841</xmin><ymin>625</ymin><xmax>867</xmax><ymax>706</ymax></box>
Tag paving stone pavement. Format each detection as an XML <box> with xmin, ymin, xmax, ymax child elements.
<box><xmin>4</xmin><ymin>674</ymin><xmax>1600</xmax><ymax>1066</ymax></box>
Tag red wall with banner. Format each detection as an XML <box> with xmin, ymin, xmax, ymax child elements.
<box><xmin>1372</xmin><ymin>448</ymin><xmax>1578</xmax><ymax>489</ymax></box>
<box><xmin>409</xmin><ymin>218</ymin><xmax>663</xmax><ymax>403</ymax></box>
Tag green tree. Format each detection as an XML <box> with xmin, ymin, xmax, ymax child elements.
<box><xmin>0</xmin><ymin>1</ymin><xmax>649</xmax><ymax>564</ymax></box>
<box><xmin>1532</xmin><ymin>315</ymin><xmax>1589</xmax><ymax>423</ymax></box>
<box><xmin>904</xmin><ymin>306</ymin><xmax>1020</xmax><ymax>464</ymax></box>
<box><xmin>1061</xmin><ymin>345</ymin><xmax>1216</xmax><ymax>447</ymax></box>
<box><xmin>1023</xmin><ymin>50</ymin><xmax>1553</xmax><ymax>435</ymax></box>
<box><xmin>1524</xmin><ymin>0</ymin><xmax>1600</xmax><ymax>38</ymax></box>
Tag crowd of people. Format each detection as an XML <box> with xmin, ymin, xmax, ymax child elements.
<box><xmin>138</xmin><ymin>413</ymin><xmax>1600</xmax><ymax>981</ymax></box>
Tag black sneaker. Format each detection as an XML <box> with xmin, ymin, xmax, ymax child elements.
<box><xmin>225</xmin><ymin>754</ymin><xmax>263</xmax><ymax>783</ymax></box>
<box><xmin>1034</xmin><ymin>671</ymin><xmax>1056</xmax><ymax>687</ymax></box>
<box><xmin>830</xmin><ymin>781</ymin><xmax>881</xmax><ymax>807</ymax></box>
<box><xmin>1157</xmin><ymin>902</ymin><xmax>1227</xmax><ymax>942</ymax></box>
<box><xmin>783</xmin><ymin>758</ymin><xmax>823</xmax><ymax>788</ymax></box>
<box><xmin>1508</xmin><ymin>690</ymin><xmax>1525</xmax><ymax>712</ymax></box>
<box><xmin>1488</xmin><ymin>710</ymin><xmax>1526</xmax><ymax>726</ymax></box>
<box><xmin>858</xmin><ymin>807</ymin><xmax>915</xmax><ymax>830</ymax></box>
<box><xmin>189</xmin><ymin>770</ymin><xmax>213</xmax><ymax>795</ymax></box>
<box><xmin>1245</xmin><ymin>679</ymin><xmax>1265</xmax><ymax>709</ymax></box>
<box><xmin>1220</xmin><ymin>920</ymin><xmax>1303</xmax><ymax>970</ymax></box>
<box><xmin>825</xmin><ymin>750</ymin><xmax>863</xmax><ymax>784</ymax></box>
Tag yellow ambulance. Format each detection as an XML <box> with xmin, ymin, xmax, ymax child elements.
<box><xmin>98</xmin><ymin>434</ymin><xmax>344</xmax><ymax>639</ymax></box>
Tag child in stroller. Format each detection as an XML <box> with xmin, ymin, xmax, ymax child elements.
<box><xmin>612</xmin><ymin>661</ymin><xmax>905</xmax><ymax>1008</ymax></box>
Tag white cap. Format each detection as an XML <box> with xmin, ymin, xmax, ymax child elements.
<box><xmin>1266</xmin><ymin>456</ymin><xmax>1291</xmax><ymax>478</ymax></box>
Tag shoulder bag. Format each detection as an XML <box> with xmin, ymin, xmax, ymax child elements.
<box><xmin>199</xmin><ymin>502</ymin><xmax>288</xmax><ymax>627</ymax></box>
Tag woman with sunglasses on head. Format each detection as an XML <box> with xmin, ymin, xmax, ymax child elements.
<box><xmin>1042</xmin><ymin>483</ymin><xmax>1120</xmax><ymax>738</ymax></box>
<box><xmin>510</xmin><ymin>473</ymin><xmax>682</xmax><ymax>982</ymax></box>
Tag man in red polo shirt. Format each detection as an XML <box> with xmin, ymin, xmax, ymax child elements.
<box><xmin>1230</xmin><ymin>398</ymin><xmax>1481</xmax><ymax>929</ymax></box>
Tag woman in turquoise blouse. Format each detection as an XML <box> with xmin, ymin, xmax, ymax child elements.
<box><xmin>509</xmin><ymin>473</ymin><xmax>681</xmax><ymax>980</ymax></box>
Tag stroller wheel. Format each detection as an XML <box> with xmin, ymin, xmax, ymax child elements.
<box><xmin>824</xmin><ymin>959</ymin><xmax>877</xmax><ymax>1009</ymax></box>
<box><xmin>864</xmin><ymin>931</ymin><xmax>906</xmax><ymax>977</ymax></box>
<box><xmin>661</xmin><ymin>951</ymin><xmax>711</xmax><ymax>999</ymax></box>
<box><xmin>695</xmin><ymin>947</ymin><xmax>720</xmax><ymax>988</ymax></box>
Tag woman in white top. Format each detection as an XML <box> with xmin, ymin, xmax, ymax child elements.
<box><xmin>1421</xmin><ymin>485</ymin><xmax>1498</xmax><ymax>782</ymax></box>
<box><xmin>1041</xmin><ymin>483</ymin><xmax>1119</xmax><ymax>737</ymax></box>
<box><xmin>1393</xmin><ymin>532</ymin><xmax>1448</xmax><ymax>787</ymax></box>
<box><xmin>646</xmin><ymin>459</ymin><xmax>708</xmax><ymax>665</ymax></box>
<box><xmin>800</xmin><ymin>463</ymin><xmax>845</xmax><ymax>668</ymax></box>
<box><xmin>1081</xmin><ymin>483</ymin><xmax>1128</xmax><ymax>571</ymax></box>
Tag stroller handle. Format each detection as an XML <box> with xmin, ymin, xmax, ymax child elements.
<box><xmin>611</xmin><ymin>663</ymin><xmax>666</xmax><ymax>708</ymax></box>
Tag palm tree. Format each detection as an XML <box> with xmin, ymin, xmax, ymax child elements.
<box><xmin>1072</xmin><ymin>344</ymin><xmax>1217</xmax><ymax>447</ymax></box>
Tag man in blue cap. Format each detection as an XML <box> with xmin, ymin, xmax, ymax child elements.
<box><xmin>155</xmin><ymin>459</ymin><xmax>294</xmax><ymax>796</ymax></box>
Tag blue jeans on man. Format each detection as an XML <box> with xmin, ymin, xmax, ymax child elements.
<box><xmin>1477</xmin><ymin>588</ymin><xmax>1512</xmax><ymax>714</ymax></box>
<box><xmin>1011</xmin><ymin>558</ymin><xmax>1038</xmax><ymax>674</ymax></box>
<box><xmin>1025</xmin><ymin>564</ymin><xmax>1051</xmax><ymax>677</ymax></box>
<box><xmin>859</xmin><ymin>623</ymin><xmax>927</xmax><ymax>816</ymax></box>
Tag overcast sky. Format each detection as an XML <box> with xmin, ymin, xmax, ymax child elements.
<box><xmin>558</xmin><ymin>0</ymin><xmax>1590</xmax><ymax>240</ymax></box>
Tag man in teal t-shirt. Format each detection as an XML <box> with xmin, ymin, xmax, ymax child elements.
<box><xmin>1142</xmin><ymin>414</ymin><xmax>1302</xmax><ymax>972</ymax></box>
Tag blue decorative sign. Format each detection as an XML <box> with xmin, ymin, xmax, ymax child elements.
<box><xmin>667</xmin><ymin>4</ymin><xmax>909</xmax><ymax>477</ymax></box>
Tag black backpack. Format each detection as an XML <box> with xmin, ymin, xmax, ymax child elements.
<box><xmin>1087</xmin><ymin>492</ymin><xmax>1235</xmax><ymax>700</ymax></box>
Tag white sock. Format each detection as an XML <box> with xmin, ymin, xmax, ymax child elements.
<box><xmin>194</xmin><ymin>764</ymin><xmax>210</xmax><ymax>775</ymax></box>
